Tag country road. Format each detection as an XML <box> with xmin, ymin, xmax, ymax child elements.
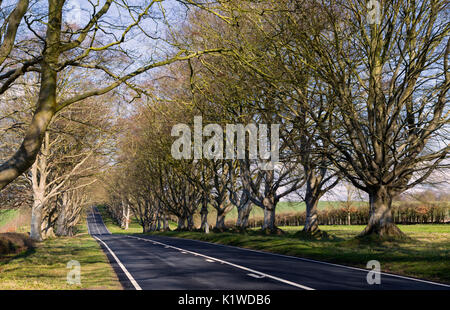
<box><xmin>87</xmin><ymin>207</ymin><xmax>450</xmax><ymax>290</ymax></box>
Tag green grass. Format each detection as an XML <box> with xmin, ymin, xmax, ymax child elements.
<box><xmin>96</xmin><ymin>205</ymin><xmax>145</xmax><ymax>234</ymax></box>
<box><xmin>0</xmin><ymin>209</ymin><xmax>19</xmax><ymax>228</ymax></box>
<box><xmin>0</xmin><ymin>215</ymin><xmax>122</xmax><ymax>290</ymax></box>
<box><xmin>146</xmin><ymin>224</ymin><xmax>450</xmax><ymax>284</ymax></box>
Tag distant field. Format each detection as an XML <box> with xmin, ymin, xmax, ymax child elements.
<box><xmin>0</xmin><ymin>208</ymin><xmax>30</xmax><ymax>233</ymax></box>
<box><xmin>228</xmin><ymin>201</ymin><xmax>358</xmax><ymax>219</ymax></box>
<box><xmin>227</xmin><ymin>200</ymin><xmax>437</xmax><ymax>219</ymax></box>
<box><xmin>0</xmin><ymin>209</ymin><xmax>19</xmax><ymax>228</ymax></box>
<box><xmin>279</xmin><ymin>224</ymin><xmax>450</xmax><ymax>236</ymax></box>
<box><xmin>205</xmin><ymin>201</ymin><xmax>368</xmax><ymax>227</ymax></box>
<box><xmin>97</xmin><ymin>205</ymin><xmax>144</xmax><ymax>234</ymax></box>
<box><xmin>97</xmin><ymin>203</ymin><xmax>322</xmax><ymax>233</ymax></box>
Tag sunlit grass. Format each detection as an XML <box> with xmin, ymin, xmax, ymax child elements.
<box><xmin>96</xmin><ymin>205</ymin><xmax>143</xmax><ymax>234</ymax></box>
<box><xmin>0</xmin><ymin>217</ymin><xmax>122</xmax><ymax>290</ymax></box>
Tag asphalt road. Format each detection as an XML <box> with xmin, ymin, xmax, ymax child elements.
<box><xmin>87</xmin><ymin>207</ymin><xmax>449</xmax><ymax>290</ymax></box>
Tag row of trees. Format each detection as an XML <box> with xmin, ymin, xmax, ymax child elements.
<box><xmin>105</xmin><ymin>0</ymin><xmax>449</xmax><ymax>238</ymax></box>
<box><xmin>0</xmin><ymin>1</ymin><xmax>448</xmax><ymax>240</ymax></box>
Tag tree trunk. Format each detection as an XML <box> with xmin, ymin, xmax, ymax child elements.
<box><xmin>200</xmin><ymin>212</ymin><xmax>209</xmax><ymax>233</ymax></box>
<box><xmin>303</xmin><ymin>193</ymin><xmax>319</xmax><ymax>234</ymax></box>
<box><xmin>187</xmin><ymin>215</ymin><xmax>194</xmax><ymax>231</ymax></box>
<box><xmin>30</xmin><ymin>201</ymin><xmax>43</xmax><ymax>241</ymax></box>
<box><xmin>122</xmin><ymin>204</ymin><xmax>130</xmax><ymax>230</ymax></box>
<box><xmin>156</xmin><ymin>215</ymin><xmax>161</xmax><ymax>231</ymax></box>
<box><xmin>55</xmin><ymin>200</ymin><xmax>67</xmax><ymax>236</ymax></box>
<box><xmin>200</xmin><ymin>198</ymin><xmax>209</xmax><ymax>233</ymax></box>
<box><xmin>215</xmin><ymin>209</ymin><xmax>226</xmax><ymax>231</ymax></box>
<box><xmin>262</xmin><ymin>206</ymin><xmax>276</xmax><ymax>231</ymax></box>
<box><xmin>0</xmin><ymin>1</ymin><xmax>62</xmax><ymax>191</ymax></box>
<box><xmin>177</xmin><ymin>216</ymin><xmax>186</xmax><ymax>230</ymax></box>
<box><xmin>236</xmin><ymin>201</ymin><xmax>252</xmax><ymax>229</ymax></box>
<box><xmin>163</xmin><ymin>214</ymin><xmax>169</xmax><ymax>231</ymax></box>
<box><xmin>359</xmin><ymin>187</ymin><xmax>404</xmax><ymax>238</ymax></box>
<box><xmin>142</xmin><ymin>221</ymin><xmax>152</xmax><ymax>233</ymax></box>
<box><xmin>261</xmin><ymin>196</ymin><xmax>279</xmax><ymax>233</ymax></box>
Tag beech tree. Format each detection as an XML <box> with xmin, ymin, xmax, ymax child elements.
<box><xmin>294</xmin><ymin>0</ymin><xmax>449</xmax><ymax>237</ymax></box>
<box><xmin>227</xmin><ymin>161</ymin><xmax>253</xmax><ymax>230</ymax></box>
<box><xmin>99</xmin><ymin>0</ymin><xmax>448</xmax><ymax>238</ymax></box>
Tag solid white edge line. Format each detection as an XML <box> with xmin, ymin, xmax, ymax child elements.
<box><xmin>154</xmin><ymin>235</ymin><xmax>450</xmax><ymax>288</ymax></box>
<box><xmin>93</xmin><ymin>235</ymin><xmax>142</xmax><ymax>290</ymax></box>
<box><xmin>88</xmin><ymin>208</ymin><xmax>141</xmax><ymax>290</ymax></box>
<box><xmin>126</xmin><ymin>235</ymin><xmax>314</xmax><ymax>290</ymax></box>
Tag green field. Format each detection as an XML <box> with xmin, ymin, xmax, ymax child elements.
<box><xmin>0</xmin><ymin>214</ymin><xmax>121</xmax><ymax>290</ymax></box>
<box><xmin>221</xmin><ymin>201</ymin><xmax>366</xmax><ymax>222</ymax></box>
<box><xmin>97</xmin><ymin>201</ymin><xmax>368</xmax><ymax>233</ymax></box>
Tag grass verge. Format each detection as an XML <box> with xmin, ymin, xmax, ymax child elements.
<box><xmin>0</xmin><ymin>214</ymin><xmax>122</xmax><ymax>290</ymax></box>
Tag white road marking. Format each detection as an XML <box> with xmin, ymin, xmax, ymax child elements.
<box><xmin>125</xmin><ymin>235</ymin><xmax>315</xmax><ymax>290</ymax></box>
<box><xmin>248</xmin><ymin>273</ymin><xmax>265</xmax><ymax>279</ymax></box>
<box><xmin>205</xmin><ymin>259</ymin><xmax>215</xmax><ymax>262</ymax></box>
<box><xmin>88</xmin><ymin>208</ymin><xmax>141</xmax><ymax>290</ymax></box>
<box><xmin>92</xmin><ymin>235</ymin><xmax>142</xmax><ymax>290</ymax></box>
<box><xmin>164</xmin><ymin>235</ymin><xmax>450</xmax><ymax>288</ymax></box>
